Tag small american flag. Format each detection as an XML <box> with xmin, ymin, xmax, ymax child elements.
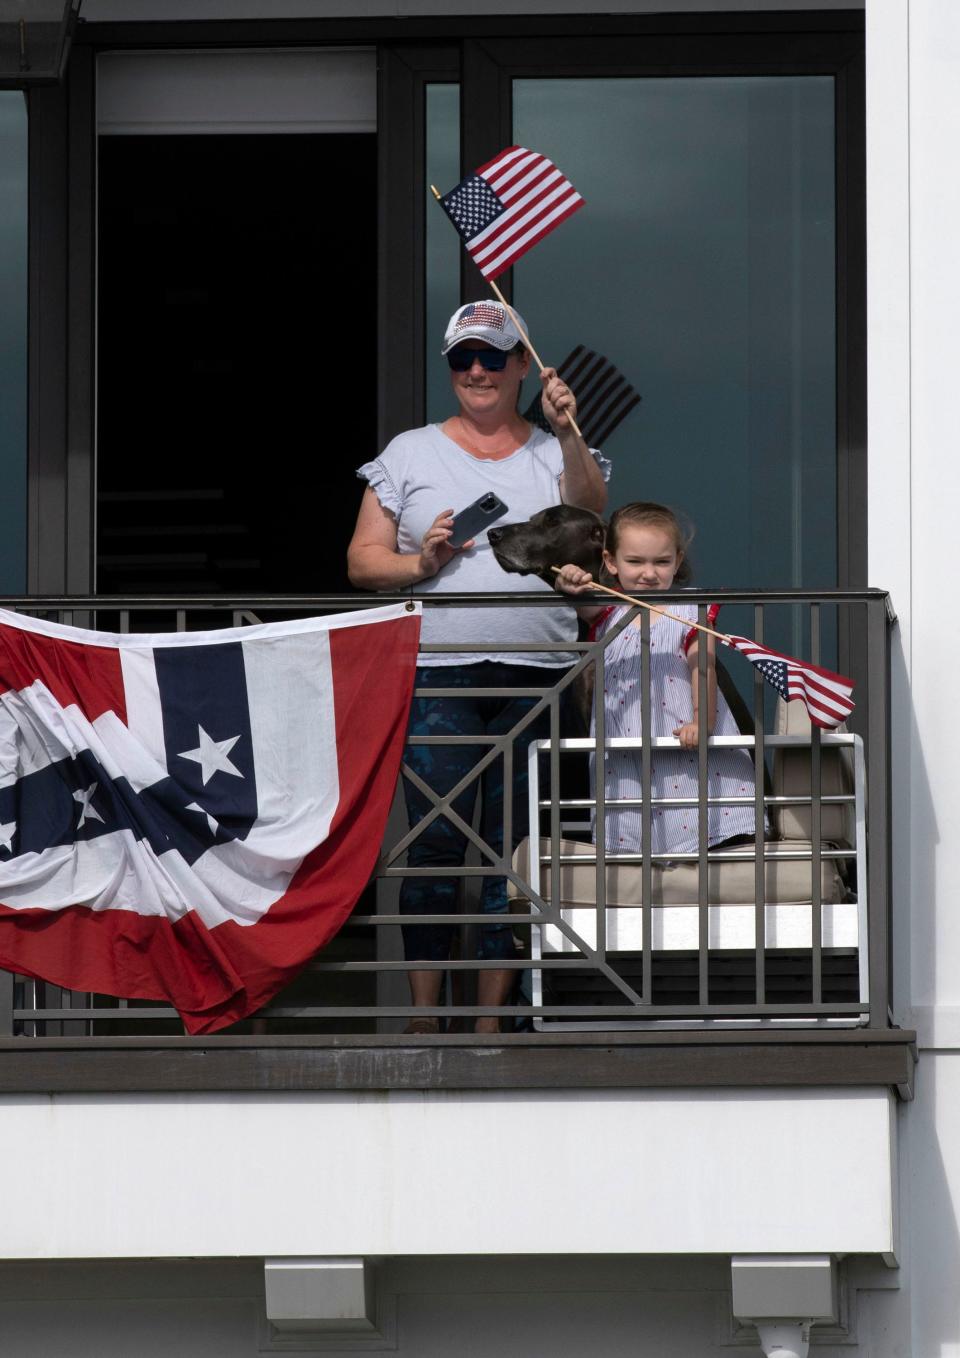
<box><xmin>440</xmin><ymin>146</ymin><xmax>584</xmax><ymax>281</ymax></box>
<box><xmin>453</xmin><ymin>302</ymin><xmax>506</xmax><ymax>335</ymax></box>
<box><xmin>722</xmin><ymin>635</ymin><xmax>855</xmax><ymax>729</ymax></box>
<box><xmin>523</xmin><ymin>345</ymin><xmax>641</xmax><ymax>447</ymax></box>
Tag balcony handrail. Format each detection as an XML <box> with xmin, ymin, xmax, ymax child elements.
<box><xmin>0</xmin><ymin>587</ymin><xmax>893</xmax><ymax>607</ymax></box>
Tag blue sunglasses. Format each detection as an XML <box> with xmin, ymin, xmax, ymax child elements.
<box><xmin>446</xmin><ymin>346</ymin><xmax>511</xmax><ymax>373</ymax></box>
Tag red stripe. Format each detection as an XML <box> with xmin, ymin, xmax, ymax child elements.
<box><xmin>181</xmin><ymin>611</ymin><xmax>422</xmax><ymax>1033</ymax></box>
<box><xmin>795</xmin><ymin>671</ymin><xmax>854</xmax><ymax>710</ymax></box>
<box><xmin>0</xmin><ymin>620</ymin><xmax>126</xmax><ymax>724</ymax></box>
<box><xmin>475</xmin><ymin>182</ymin><xmax>581</xmax><ymax>257</ymax></box>
<box><xmin>490</xmin><ymin>157</ymin><xmax>552</xmax><ymax>202</ymax></box>
<box><xmin>727</xmin><ymin>635</ymin><xmax>853</xmax><ymax>691</ymax></box>
<box><xmin>474</xmin><ymin>144</ymin><xmax>523</xmax><ymax>177</ymax></box>
<box><xmin>480</xmin><ymin>198</ymin><xmax>585</xmax><ymax>280</ymax></box>
<box><xmin>0</xmin><ymin>612</ymin><xmax>421</xmax><ymax>1034</ymax></box>
<box><xmin>471</xmin><ymin>179</ymin><xmax>575</xmax><ymax>260</ymax></box>
<box><xmin>787</xmin><ymin>687</ymin><xmax>848</xmax><ymax>729</ymax></box>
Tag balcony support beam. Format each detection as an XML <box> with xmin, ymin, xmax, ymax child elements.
<box><xmin>732</xmin><ymin>1254</ymin><xmax>838</xmax><ymax>1358</ymax></box>
<box><xmin>264</xmin><ymin>1256</ymin><xmax>376</xmax><ymax>1335</ymax></box>
<box><xmin>0</xmin><ymin>1028</ymin><xmax>916</xmax><ymax>1096</ymax></box>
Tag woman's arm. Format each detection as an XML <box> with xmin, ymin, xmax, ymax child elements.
<box><xmin>675</xmin><ymin>636</ymin><xmax>718</xmax><ymax>748</ymax></box>
<box><xmin>553</xmin><ymin>563</ymin><xmax>606</xmax><ymax>622</ymax></box>
<box><xmin>347</xmin><ymin>488</ymin><xmax>469</xmax><ymax>589</ymax></box>
<box><xmin>540</xmin><ymin>368</ymin><xmax>608</xmax><ymax>514</ymax></box>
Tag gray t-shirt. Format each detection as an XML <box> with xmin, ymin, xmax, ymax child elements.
<box><xmin>357</xmin><ymin>423</ymin><xmax>611</xmax><ymax>667</ymax></box>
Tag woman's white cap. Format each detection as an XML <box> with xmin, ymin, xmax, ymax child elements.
<box><xmin>441</xmin><ymin>300</ymin><xmax>528</xmax><ymax>354</ymax></box>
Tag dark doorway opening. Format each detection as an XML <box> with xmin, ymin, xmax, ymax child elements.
<box><xmin>97</xmin><ymin>133</ymin><xmax>376</xmax><ymax>596</ymax></box>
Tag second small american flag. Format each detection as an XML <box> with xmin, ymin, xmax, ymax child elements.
<box><xmin>721</xmin><ymin>635</ymin><xmax>856</xmax><ymax>729</ymax></box>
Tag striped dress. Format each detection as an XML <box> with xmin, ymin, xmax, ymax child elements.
<box><xmin>591</xmin><ymin>603</ymin><xmax>761</xmax><ymax>856</ymax></box>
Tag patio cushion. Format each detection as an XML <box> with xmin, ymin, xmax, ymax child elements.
<box><xmin>510</xmin><ymin>835</ymin><xmax>845</xmax><ymax>908</ymax></box>
<box><xmin>771</xmin><ymin>698</ymin><xmax>855</xmax><ymax>844</ymax></box>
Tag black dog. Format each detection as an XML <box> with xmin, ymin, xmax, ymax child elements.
<box><xmin>487</xmin><ymin>504</ymin><xmax>606</xmax><ymax>587</ymax></box>
<box><xmin>488</xmin><ymin>504</ymin><xmax>605</xmax><ymax>731</ymax></box>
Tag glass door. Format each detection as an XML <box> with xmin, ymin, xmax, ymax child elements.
<box><xmin>445</xmin><ymin>29</ymin><xmax>865</xmax><ymax>610</ymax></box>
<box><xmin>513</xmin><ymin>74</ymin><xmax>836</xmax><ymax>595</ymax></box>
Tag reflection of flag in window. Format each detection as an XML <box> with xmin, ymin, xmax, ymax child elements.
<box><xmin>523</xmin><ymin>346</ymin><xmax>641</xmax><ymax>448</ymax></box>
<box><xmin>440</xmin><ymin>146</ymin><xmax>584</xmax><ymax>280</ymax></box>
<box><xmin>721</xmin><ymin>634</ymin><xmax>855</xmax><ymax>729</ymax></box>
<box><xmin>0</xmin><ymin>603</ymin><xmax>420</xmax><ymax>1033</ymax></box>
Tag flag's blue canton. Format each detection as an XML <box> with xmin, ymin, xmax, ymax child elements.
<box><xmin>752</xmin><ymin>656</ymin><xmax>790</xmax><ymax>699</ymax></box>
<box><xmin>0</xmin><ymin>640</ymin><xmax>260</xmax><ymax>870</ymax></box>
<box><xmin>0</xmin><ymin>749</ymin><xmax>224</xmax><ymax>867</ymax></box>
<box><xmin>441</xmin><ymin>174</ymin><xmax>504</xmax><ymax>241</ymax></box>
<box><xmin>155</xmin><ymin>640</ymin><xmax>258</xmax><ymax>837</ymax></box>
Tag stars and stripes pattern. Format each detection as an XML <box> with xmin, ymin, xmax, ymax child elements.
<box><xmin>440</xmin><ymin>146</ymin><xmax>584</xmax><ymax>281</ymax></box>
<box><xmin>452</xmin><ymin>302</ymin><xmax>507</xmax><ymax>335</ymax></box>
<box><xmin>721</xmin><ymin>634</ymin><xmax>856</xmax><ymax>729</ymax></box>
<box><xmin>523</xmin><ymin>345</ymin><xmax>642</xmax><ymax>447</ymax></box>
<box><xmin>0</xmin><ymin>603</ymin><xmax>421</xmax><ymax>1033</ymax></box>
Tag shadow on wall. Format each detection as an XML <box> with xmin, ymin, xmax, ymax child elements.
<box><xmin>901</xmin><ymin>1055</ymin><xmax>960</xmax><ymax>1355</ymax></box>
<box><xmin>893</xmin><ymin>631</ymin><xmax>959</xmax><ymax>1354</ymax></box>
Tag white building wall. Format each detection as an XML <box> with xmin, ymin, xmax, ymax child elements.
<box><xmin>0</xmin><ymin>1088</ymin><xmax>895</xmax><ymax>1259</ymax></box>
<box><xmin>867</xmin><ymin>1</ymin><xmax>960</xmax><ymax>1355</ymax></box>
<box><xmin>0</xmin><ymin>1255</ymin><xmax>908</xmax><ymax>1358</ymax></box>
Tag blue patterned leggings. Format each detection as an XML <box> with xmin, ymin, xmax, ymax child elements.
<box><xmin>400</xmin><ymin>661</ymin><xmax>566</xmax><ymax>962</ymax></box>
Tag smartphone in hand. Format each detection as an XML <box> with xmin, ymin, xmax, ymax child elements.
<box><xmin>449</xmin><ymin>492</ymin><xmax>509</xmax><ymax>548</ymax></box>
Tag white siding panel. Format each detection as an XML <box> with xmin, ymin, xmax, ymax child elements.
<box><xmin>906</xmin><ymin>0</ymin><xmax>960</xmax><ymax>1021</ymax></box>
<box><xmin>0</xmin><ymin>1088</ymin><xmax>895</xmax><ymax>1259</ymax></box>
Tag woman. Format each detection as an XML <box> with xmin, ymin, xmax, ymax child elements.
<box><xmin>347</xmin><ymin>301</ymin><xmax>609</xmax><ymax>1032</ymax></box>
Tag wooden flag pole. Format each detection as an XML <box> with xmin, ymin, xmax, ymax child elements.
<box><xmin>430</xmin><ymin>184</ymin><xmax>586</xmax><ymax>442</ymax></box>
<box><xmin>549</xmin><ymin>567</ymin><xmax>731</xmax><ymax>645</ymax></box>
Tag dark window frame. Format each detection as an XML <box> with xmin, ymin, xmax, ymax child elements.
<box><xmin>378</xmin><ymin>44</ymin><xmax>459</xmax><ymax>448</ymax></box>
<box><xmin>26</xmin><ymin>42</ymin><xmax>96</xmax><ymax>594</ymax></box>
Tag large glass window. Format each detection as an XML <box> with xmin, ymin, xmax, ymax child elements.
<box><xmin>513</xmin><ymin>76</ymin><xmax>837</xmax><ymax>594</ymax></box>
<box><xmin>0</xmin><ymin>91</ymin><xmax>27</xmax><ymax>593</ymax></box>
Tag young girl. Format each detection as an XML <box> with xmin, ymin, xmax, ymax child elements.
<box><xmin>555</xmin><ymin>501</ymin><xmax>763</xmax><ymax>857</ymax></box>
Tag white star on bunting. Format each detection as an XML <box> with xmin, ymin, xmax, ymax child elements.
<box><xmin>73</xmin><ymin>783</ymin><xmax>104</xmax><ymax>829</ymax></box>
<box><xmin>178</xmin><ymin>726</ymin><xmax>244</xmax><ymax>786</ymax></box>
<box><xmin>186</xmin><ymin>802</ymin><xmax>220</xmax><ymax>836</ymax></box>
<box><xmin>0</xmin><ymin>820</ymin><xmax>16</xmax><ymax>851</ymax></box>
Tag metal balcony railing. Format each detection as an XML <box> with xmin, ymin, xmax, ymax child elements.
<box><xmin>0</xmin><ymin>589</ymin><xmax>894</xmax><ymax>1039</ymax></box>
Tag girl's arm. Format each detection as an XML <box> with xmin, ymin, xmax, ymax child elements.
<box><xmin>553</xmin><ymin>563</ymin><xmax>606</xmax><ymax>622</ymax></box>
<box><xmin>675</xmin><ymin>635</ymin><xmax>718</xmax><ymax>749</ymax></box>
